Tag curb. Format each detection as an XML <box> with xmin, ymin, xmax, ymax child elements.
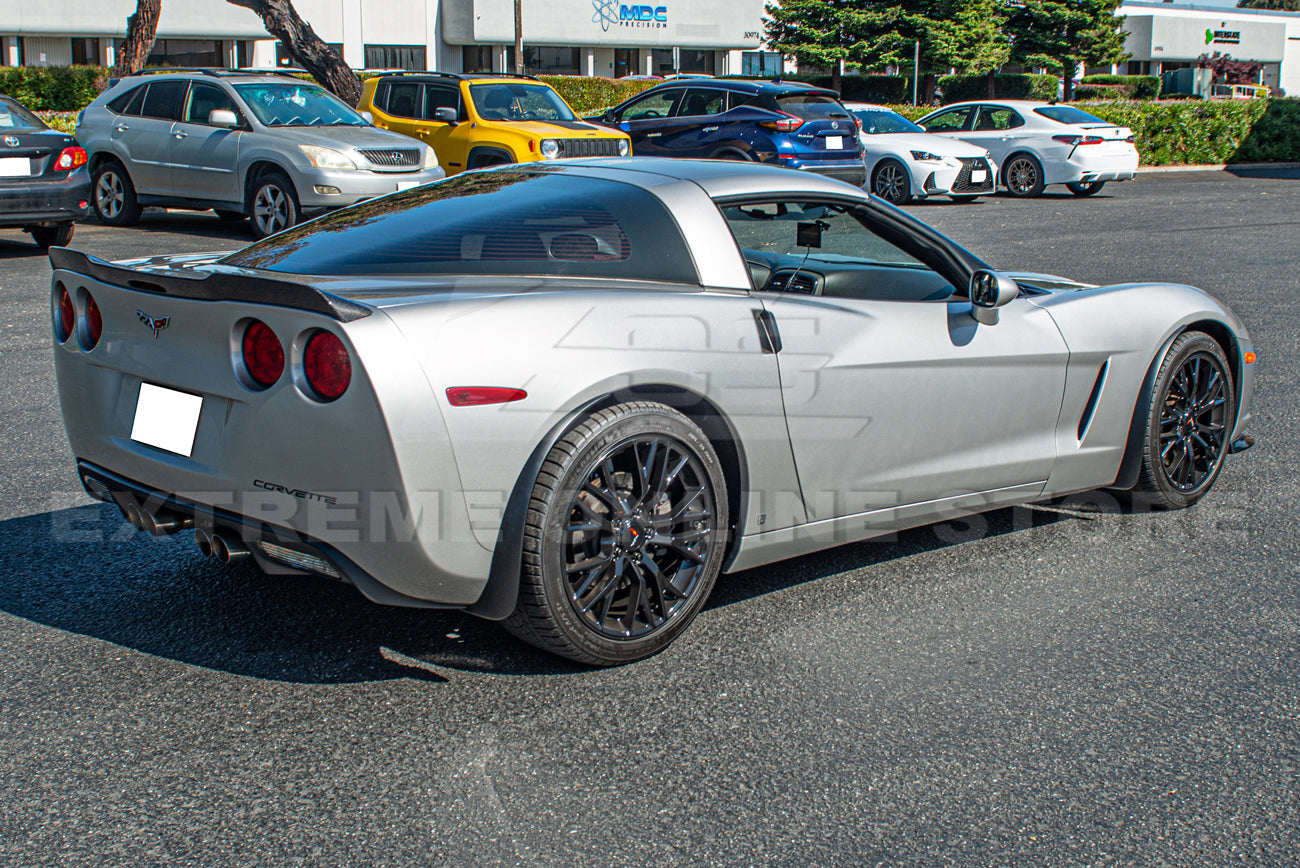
<box><xmin>1136</xmin><ymin>162</ymin><xmax>1300</xmax><ymax>174</ymax></box>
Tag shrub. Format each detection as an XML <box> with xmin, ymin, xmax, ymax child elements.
<box><xmin>0</xmin><ymin>66</ymin><xmax>108</xmax><ymax>112</ymax></box>
<box><xmin>35</xmin><ymin>111</ymin><xmax>78</xmax><ymax>133</ymax></box>
<box><xmin>1080</xmin><ymin>98</ymin><xmax>1300</xmax><ymax>165</ymax></box>
<box><xmin>541</xmin><ymin>75</ymin><xmax>658</xmax><ymax>115</ymax></box>
<box><xmin>938</xmin><ymin>73</ymin><xmax>1058</xmax><ymax>104</ymax></box>
<box><xmin>1080</xmin><ymin>74</ymin><xmax>1162</xmax><ymax>100</ymax></box>
<box><xmin>1074</xmin><ymin>83</ymin><xmax>1135</xmax><ymax>100</ymax></box>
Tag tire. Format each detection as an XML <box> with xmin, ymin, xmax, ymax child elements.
<box><xmin>1133</xmin><ymin>331</ymin><xmax>1235</xmax><ymax>509</ymax></box>
<box><xmin>92</xmin><ymin>161</ymin><xmax>143</xmax><ymax>226</ymax></box>
<box><xmin>502</xmin><ymin>402</ymin><xmax>729</xmax><ymax>666</ymax></box>
<box><xmin>247</xmin><ymin>171</ymin><xmax>299</xmax><ymax>239</ymax></box>
<box><xmin>215</xmin><ymin>209</ymin><xmax>246</xmax><ymax>221</ymax></box>
<box><xmin>29</xmin><ymin>222</ymin><xmax>75</xmax><ymax>249</ymax></box>
<box><xmin>871</xmin><ymin>159</ymin><xmax>912</xmax><ymax>205</ymax></box>
<box><xmin>1067</xmin><ymin>180</ymin><xmax>1106</xmax><ymax>197</ymax></box>
<box><xmin>1003</xmin><ymin>153</ymin><xmax>1045</xmax><ymax>198</ymax></box>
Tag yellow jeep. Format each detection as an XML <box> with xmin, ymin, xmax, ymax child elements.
<box><xmin>358</xmin><ymin>72</ymin><xmax>631</xmax><ymax>174</ymax></box>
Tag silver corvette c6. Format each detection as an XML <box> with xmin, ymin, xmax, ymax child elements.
<box><xmin>51</xmin><ymin>158</ymin><xmax>1256</xmax><ymax>665</ymax></box>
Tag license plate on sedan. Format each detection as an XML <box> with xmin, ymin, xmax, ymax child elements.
<box><xmin>971</xmin><ymin>169</ymin><xmax>988</xmax><ymax>183</ymax></box>
<box><xmin>131</xmin><ymin>383</ymin><xmax>203</xmax><ymax>457</ymax></box>
<box><xmin>824</xmin><ymin>136</ymin><xmax>844</xmax><ymax>150</ymax></box>
<box><xmin>0</xmin><ymin>157</ymin><xmax>31</xmax><ymax>177</ymax></box>
<box><xmin>395</xmin><ymin>180</ymin><xmax>421</xmax><ymax>191</ymax></box>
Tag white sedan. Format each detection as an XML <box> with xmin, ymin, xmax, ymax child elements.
<box><xmin>917</xmin><ymin>100</ymin><xmax>1140</xmax><ymax>198</ymax></box>
<box><xmin>845</xmin><ymin>102</ymin><xmax>996</xmax><ymax>205</ymax></box>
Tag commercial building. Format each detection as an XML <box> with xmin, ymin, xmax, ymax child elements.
<box><xmin>0</xmin><ymin>0</ymin><xmax>777</xmax><ymax>77</ymax></box>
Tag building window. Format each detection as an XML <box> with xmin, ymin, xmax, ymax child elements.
<box><xmin>614</xmin><ymin>49</ymin><xmax>637</xmax><ymax>78</ymax></box>
<box><xmin>71</xmin><ymin>38</ymin><xmax>100</xmax><ymax>66</ymax></box>
<box><xmin>148</xmin><ymin>39</ymin><xmax>223</xmax><ymax>68</ymax></box>
<box><xmin>504</xmin><ymin>47</ymin><xmax>581</xmax><ymax>76</ymax></box>
<box><xmin>741</xmin><ymin>51</ymin><xmax>781</xmax><ymax>77</ymax></box>
<box><xmin>277</xmin><ymin>42</ymin><xmax>345</xmax><ymax>69</ymax></box>
<box><xmin>364</xmin><ymin>44</ymin><xmax>426</xmax><ymax>71</ymax></box>
<box><xmin>1127</xmin><ymin>60</ymin><xmax>1151</xmax><ymax>76</ymax></box>
<box><xmin>650</xmin><ymin>49</ymin><xmax>715</xmax><ymax>76</ymax></box>
<box><xmin>463</xmin><ymin>46</ymin><xmax>495</xmax><ymax>73</ymax></box>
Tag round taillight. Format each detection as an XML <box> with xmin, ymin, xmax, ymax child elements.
<box><xmin>242</xmin><ymin>320</ymin><xmax>284</xmax><ymax>388</ymax></box>
<box><xmin>303</xmin><ymin>331</ymin><xmax>351</xmax><ymax>401</ymax></box>
<box><xmin>84</xmin><ymin>292</ymin><xmax>103</xmax><ymax>349</ymax></box>
<box><xmin>54</xmin><ymin>284</ymin><xmax>74</xmax><ymax>343</ymax></box>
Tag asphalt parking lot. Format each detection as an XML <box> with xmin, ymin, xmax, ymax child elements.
<box><xmin>1</xmin><ymin>169</ymin><xmax>1297</xmax><ymax>866</ymax></box>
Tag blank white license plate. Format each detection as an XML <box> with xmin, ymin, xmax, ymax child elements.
<box><xmin>824</xmin><ymin>136</ymin><xmax>844</xmax><ymax>150</ymax></box>
<box><xmin>970</xmin><ymin>169</ymin><xmax>988</xmax><ymax>183</ymax></box>
<box><xmin>0</xmin><ymin>157</ymin><xmax>30</xmax><ymax>177</ymax></box>
<box><xmin>131</xmin><ymin>383</ymin><xmax>203</xmax><ymax>457</ymax></box>
<box><xmin>395</xmin><ymin>180</ymin><xmax>421</xmax><ymax>191</ymax></box>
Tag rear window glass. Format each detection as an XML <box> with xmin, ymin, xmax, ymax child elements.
<box><xmin>107</xmin><ymin>85</ymin><xmax>144</xmax><ymax>115</ymax></box>
<box><xmin>1035</xmin><ymin>106</ymin><xmax>1105</xmax><ymax>125</ymax></box>
<box><xmin>222</xmin><ymin>171</ymin><xmax>699</xmax><ymax>284</ymax></box>
<box><xmin>776</xmin><ymin>94</ymin><xmax>851</xmax><ymax>120</ymax></box>
<box><xmin>0</xmin><ymin>97</ymin><xmax>46</xmax><ymax>130</ymax></box>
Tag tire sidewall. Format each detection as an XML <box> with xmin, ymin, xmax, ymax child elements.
<box><xmin>873</xmin><ymin>159</ymin><xmax>911</xmax><ymax>204</ymax></box>
<box><xmin>535</xmin><ymin>406</ymin><xmax>729</xmax><ymax>664</ymax></box>
<box><xmin>248</xmin><ymin>172</ymin><xmax>299</xmax><ymax>239</ymax></box>
<box><xmin>92</xmin><ymin>162</ymin><xmax>139</xmax><ymax>225</ymax></box>
<box><xmin>1004</xmin><ymin>153</ymin><xmax>1044</xmax><ymax>197</ymax></box>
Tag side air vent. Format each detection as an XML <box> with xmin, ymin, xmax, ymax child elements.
<box><xmin>767</xmin><ymin>270</ymin><xmax>819</xmax><ymax>294</ymax></box>
<box><xmin>1077</xmin><ymin>360</ymin><xmax>1109</xmax><ymax>441</ymax></box>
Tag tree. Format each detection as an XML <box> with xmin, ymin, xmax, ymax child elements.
<box><xmin>514</xmin><ymin>0</ymin><xmax>524</xmax><ymax>75</ymax></box>
<box><xmin>1198</xmin><ymin>51</ymin><xmax>1264</xmax><ymax>84</ymax></box>
<box><xmin>225</xmin><ymin>0</ymin><xmax>362</xmax><ymax>105</ymax></box>
<box><xmin>1006</xmin><ymin>0</ymin><xmax>1129</xmax><ymax>102</ymax></box>
<box><xmin>112</xmin><ymin>0</ymin><xmax>161</xmax><ymax>78</ymax></box>
<box><xmin>764</xmin><ymin>0</ymin><xmax>855</xmax><ymax>91</ymax></box>
<box><xmin>1236</xmin><ymin>0</ymin><xmax>1300</xmax><ymax>9</ymax></box>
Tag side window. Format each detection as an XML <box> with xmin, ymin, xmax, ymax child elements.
<box><xmin>618</xmin><ymin>89</ymin><xmax>681</xmax><ymax>122</ymax></box>
<box><xmin>676</xmin><ymin>88</ymin><xmax>728</xmax><ymax>118</ymax></box>
<box><xmin>107</xmin><ymin>85</ymin><xmax>145</xmax><ymax>115</ymax></box>
<box><xmin>140</xmin><ymin>80</ymin><xmax>185</xmax><ymax>121</ymax></box>
<box><xmin>372</xmin><ymin>82</ymin><xmax>390</xmax><ymax>111</ymax></box>
<box><xmin>184</xmin><ymin>83</ymin><xmax>239</xmax><ymax>125</ymax></box>
<box><xmin>974</xmin><ymin>107</ymin><xmax>1024</xmax><ymax>131</ymax></box>
<box><xmin>718</xmin><ymin>200</ymin><xmax>956</xmax><ymax>302</ymax></box>
<box><xmin>921</xmin><ymin>107</ymin><xmax>971</xmax><ymax>132</ymax></box>
<box><xmin>424</xmin><ymin>85</ymin><xmax>461</xmax><ymax>121</ymax></box>
<box><xmin>385</xmin><ymin>82</ymin><xmax>422</xmax><ymax>119</ymax></box>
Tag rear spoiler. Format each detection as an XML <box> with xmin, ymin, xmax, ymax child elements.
<box><xmin>48</xmin><ymin>247</ymin><xmax>372</xmax><ymax>323</ymax></box>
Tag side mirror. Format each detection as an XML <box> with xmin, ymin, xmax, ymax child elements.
<box><xmin>433</xmin><ymin>107</ymin><xmax>458</xmax><ymax>124</ymax></box>
<box><xmin>969</xmin><ymin>270</ymin><xmax>1018</xmax><ymax>325</ymax></box>
<box><xmin>603</xmin><ymin>110</ymin><xmax>617</xmax><ymax>124</ymax></box>
<box><xmin>208</xmin><ymin>109</ymin><xmax>239</xmax><ymax>128</ymax></box>
<box><xmin>358</xmin><ymin>110</ymin><xmax>374</xmax><ymax>124</ymax></box>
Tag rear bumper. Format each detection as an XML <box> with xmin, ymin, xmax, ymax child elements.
<box><xmin>781</xmin><ymin>157</ymin><xmax>867</xmax><ymax>187</ymax></box>
<box><xmin>0</xmin><ymin>168</ymin><xmax>91</xmax><ymax>227</ymax></box>
<box><xmin>1064</xmin><ymin>147</ymin><xmax>1139</xmax><ymax>184</ymax></box>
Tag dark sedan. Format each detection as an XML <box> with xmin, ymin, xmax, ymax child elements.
<box><xmin>0</xmin><ymin>94</ymin><xmax>90</xmax><ymax>249</ymax></box>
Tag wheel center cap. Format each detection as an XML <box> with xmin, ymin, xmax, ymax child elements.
<box><xmin>616</xmin><ymin>518</ymin><xmax>648</xmax><ymax>552</ymax></box>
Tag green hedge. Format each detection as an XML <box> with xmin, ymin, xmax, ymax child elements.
<box><xmin>1075</xmin><ymin>83</ymin><xmax>1135</xmax><ymax>100</ymax></box>
<box><xmin>1080</xmin><ymin>74</ymin><xmax>1161</xmax><ymax>100</ymax></box>
<box><xmin>938</xmin><ymin>73</ymin><xmax>1057</xmax><ymax>104</ymax></box>
<box><xmin>1081</xmin><ymin>99</ymin><xmax>1300</xmax><ymax>165</ymax></box>
<box><xmin>0</xmin><ymin>65</ymin><xmax>108</xmax><ymax>111</ymax></box>
<box><xmin>541</xmin><ymin>76</ymin><xmax>659</xmax><ymax>115</ymax></box>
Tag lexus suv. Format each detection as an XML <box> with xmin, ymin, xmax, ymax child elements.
<box><xmin>358</xmin><ymin>72</ymin><xmax>631</xmax><ymax>174</ymax></box>
<box><xmin>592</xmin><ymin>79</ymin><xmax>866</xmax><ymax>186</ymax></box>
<box><xmin>77</xmin><ymin>69</ymin><xmax>445</xmax><ymax>238</ymax></box>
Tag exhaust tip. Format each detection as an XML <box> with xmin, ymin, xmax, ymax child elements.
<box><xmin>212</xmin><ymin>532</ymin><xmax>250</xmax><ymax>564</ymax></box>
<box><xmin>123</xmin><ymin>502</ymin><xmax>145</xmax><ymax>531</ymax></box>
<box><xmin>195</xmin><ymin>527</ymin><xmax>214</xmax><ymax>558</ymax></box>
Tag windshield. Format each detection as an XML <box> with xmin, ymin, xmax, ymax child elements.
<box><xmin>851</xmin><ymin>109</ymin><xmax>923</xmax><ymax>135</ymax></box>
<box><xmin>233</xmin><ymin>82</ymin><xmax>368</xmax><ymax>127</ymax></box>
<box><xmin>469</xmin><ymin>83</ymin><xmax>576</xmax><ymax>122</ymax></box>
<box><xmin>1034</xmin><ymin>106</ymin><xmax>1106</xmax><ymax>126</ymax></box>
<box><xmin>0</xmin><ymin>97</ymin><xmax>47</xmax><ymax>130</ymax></box>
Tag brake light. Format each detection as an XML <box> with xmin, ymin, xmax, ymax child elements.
<box><xmin>1053</xmin><ymin>134</ymin><xmax>1103</xmax><ymax>146</ymax></box>
<box><xmin>54</xmin><ymin>284</ymin><xmax>74</xmax><ymax>343</ymax></box>
<box><xmin>759</xmin><ymin>112</ymin><xmax>804</xmax><ymax>133</ymax></box>
<box><xmin>53</xmin><ymin>146</ymin><xmax>88</xmax><ymax>172</ymax></box>
<box><xmin>303</xmin><ymin>330</ymin><xmax>351</xmax><ymax>400</ymax></box>
<box><xmin>446</xmin><ymin>387</ymin><xmax>528</xmax><ymax>407</ymax></box>
<box><xmin>84</xmin><ymin>291</ymin><xmax>102</xmax><ymax>349</ymax></box>
<box><xmin>242</xmin><ymin>320</ymin><xmax>284</xmax><ymax>388</ymax></box>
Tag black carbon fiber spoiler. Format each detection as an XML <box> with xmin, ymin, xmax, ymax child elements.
<box><xmin>48</xmin><ymin>247</ymin><xmax>373</xmax><ymax>323</ymax></box>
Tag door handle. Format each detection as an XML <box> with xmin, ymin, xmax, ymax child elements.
<box><xmin>752</xmin><ymin>309</ymin><xmax>782</xmax><ymax>354</ymax></box>
<box><xmin>645</xmin><ymin>132</ymin><xmax>662</xmax><ymax>138</ymax></box>
<box><xmin>172</xmin><ymin>131</ymin><xmax>188</xmax><ymax>139</ymax></box>
<box><xmin>114</xmin><ymin>123</ymin><xmax>130</xmax><ymax>132</ymax></box>
<box><xmin>703</xmin><ymin>126</ymin><xmax>719</xmax><ymax>132</ymax></box>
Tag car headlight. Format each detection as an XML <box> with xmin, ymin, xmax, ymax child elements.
<box><xmin>910</xmin><ymin>150</ymin><xmax>943</xmax><ymax>162</ymax></box>
<box><xmin>617</xmin><ymin>139</ymin><xmax>630</xmax><ymax>157</ymax></box>
<box><xmin>298</xmin><ymin>145</ymin><xmax>358</xmax><ymax>171</ymax></box>
<box><xmin>540</xmin><ymin>139</ymin><xmax>560</xmax><ymax>160</ymax></box>
<box><xmin>422</xmin><ymin>147</ymin><xmax>439</xmax><ymax>169</ymax></box>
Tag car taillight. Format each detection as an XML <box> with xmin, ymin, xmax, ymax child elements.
<box><xmin>242</xmin><ymin>320</ymin><xmax>284</xmax><ymax>388</ymax></box>
<box><xmin>54</xmin><ymin>146</ymin><xmax>88</xmax><ymax>171</ymax></box>
<box><xmin>54</xmin><ymin>284</ymin><xmax>74</xmax><ymax>343</ymax></box>
<box><xmin>303</xmin><ymin>330</ymin><xmax>351</xmax><ymax>400</ymax></box>
<box><xmin>84</xmin><ymin>291</ymin><xmax>102</xmax><ymax>349</ymax></box>
<box><xmin>759</xmin><ymin>112</ymin><xmax>804</xmax><ymax>133</ymax></box>
<box><xmin>1053</xmin><ymin>134</ymin><xmax>1103</xmax><ymax>146</ymax></box>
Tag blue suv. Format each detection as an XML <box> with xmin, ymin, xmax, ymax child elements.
<box><xmin>595</xmin><ymin>79</ymin><xmax>866</xmax><ymax>187</ymax></box>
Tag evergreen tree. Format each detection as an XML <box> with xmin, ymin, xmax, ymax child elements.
<box><xmin>764</xmin><ymin>0</ymin><xmax>856</xmax><ymax>91</ymax></box>
<box><xmin>1236</xmin><ymin>0</ymin><xmax>1300</xmax><ymax>10</ymax></box>
<box><xmin>1006</xmin><ymin>0</ymin><xmax>1129</xmax><ymax>101</ymax></box>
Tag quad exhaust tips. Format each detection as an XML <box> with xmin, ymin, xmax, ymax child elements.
<box><xmin>120</xmin><ymin>499</ymin><xmax>192</xmax><ymax>537</ymax></box>
<box><xmin>194</xmin><ymin>527</ymin><xmax>250</xmax><ymax>563</ymax></box>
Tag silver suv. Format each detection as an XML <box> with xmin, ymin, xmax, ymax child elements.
<box><xmin>78</xmin><ymin>69</ymin><xmax>446</xmax><ymax>238</ymax></box>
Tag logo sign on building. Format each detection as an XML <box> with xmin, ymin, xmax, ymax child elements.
<box><xmin>593</xmin><ymin>0</ymin><xmax>668</xmax><ymax>31</ymax></box>
<box><xmin>1206</xmin><ymin>28</ymin><xmax>1241</xmax><ymax>45</ymax></box>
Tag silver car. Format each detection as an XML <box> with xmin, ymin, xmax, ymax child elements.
<box><xmin>77</xmin><ymin>69</ymin><xmax>445</xmax><ymax>238</ymax></box>
<box><xmin>50</xmin><ymin>159</ymin><xmax>1256</xmax><ymax>666</ymax></box>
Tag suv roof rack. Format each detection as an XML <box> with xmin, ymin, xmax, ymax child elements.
<box><xmin>378</xmin><ymin>70</ymin><xmax>541</xmax><ymax>82</ymax></box>
<box><xmin>124</xmin><ymin>67</ymin><xmax>303</xmax><ymax>79</ymax></box>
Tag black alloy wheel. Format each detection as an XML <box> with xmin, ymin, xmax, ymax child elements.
<box><xmin>504</xmin><ymin>402</ymin><xmax>728</xmax><ymax>665</ymax></box>
<box><xmin>1067</xmin><ymin>180</ymin><xmax>1106</xmax><ymax>197</ymax></box>
<box><xmin>1136</xmin><ymin>331</ymin><xmax>1235</xmax><ymax>508</ymax></box>
<box><xmin>872</xmin><ymin>159</ymin><xmax>912</xmax><ymax>205</ymax></box>
<box><xmin>1004</xmin><ymin>154</ymin><xmax>1045</xmax><ymax>198</ymax></box>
